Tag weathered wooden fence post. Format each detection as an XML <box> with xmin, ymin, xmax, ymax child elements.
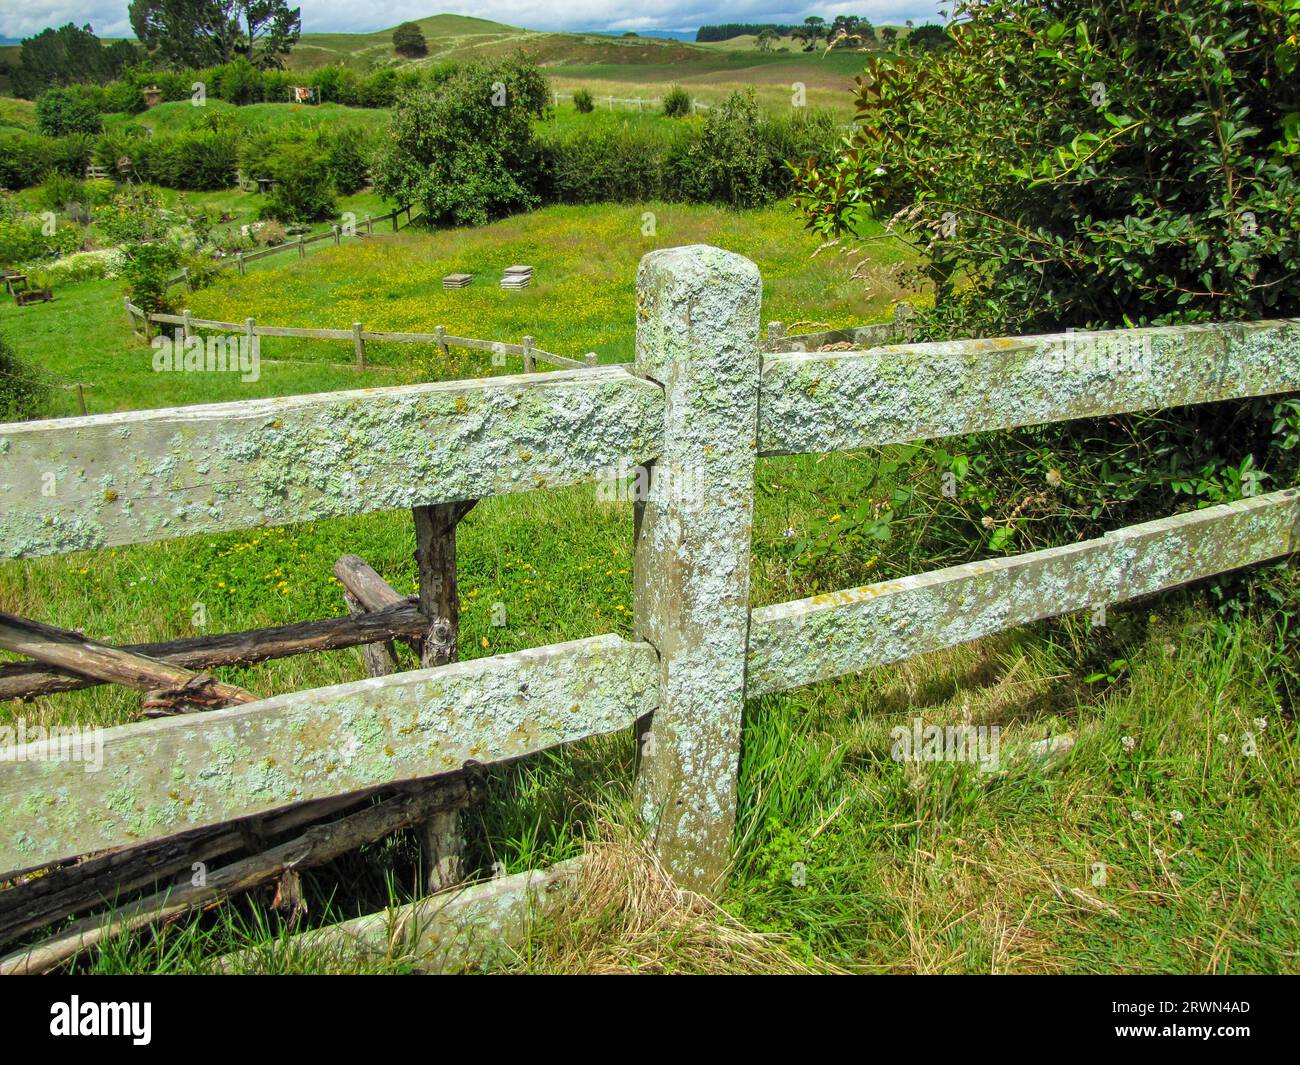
<box><xmin>522</xmin><ymin>335</ymin><xmax>535</xmax><ymax>373</ymax></box>
<box><xmin>182</xmin><ymin>309</ymin><xmax>193</xmax><ymax>341</ymax></box>
<box><xmin>411</xmin><ymin>500</ymin><xmax>477</xmax><ymax>892</ymax></box>
<box><xmin>352</xmin><ymin>322</ymin><xmax>365</xmax><ymax>370</ymax></box>
<box><xmin>236</xmin><ymin>251</ymin><xmax>245</xmax><ymax>277</ymax></box>
<box><xmin>631</xmin><ymin>245</ymin><xmax>762</xmax><ymax>893</ymax></box>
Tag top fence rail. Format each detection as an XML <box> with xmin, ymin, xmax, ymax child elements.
<box><xmin>2</xmin><ymin>319</ymin><xmax>1298</xmax><ymax>561</ymax></box>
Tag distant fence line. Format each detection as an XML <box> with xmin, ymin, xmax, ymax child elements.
<box><xmin>123</xmin><ymin>298</ymin><xmax>594</xmax><ymax>372</ymax></box>
<box><xmin>164</xmin><ymin>204</ymin><xmax>420</xmax><ymax>292</ymax></box>
<box><xmin>550</xmin><ymin>91</ymin><xmax>712</xmax><ymax>113</ymax></box>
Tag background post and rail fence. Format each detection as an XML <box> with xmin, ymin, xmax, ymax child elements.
<box><xmin>2</xmin><ymin>246</ymin><xmax>1297</xmax><ymax>972</ymax></box>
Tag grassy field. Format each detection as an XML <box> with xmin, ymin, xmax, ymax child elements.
<box><xmin>1</xmin><ymin>199</ymin><xmax>1297</xmax><ymax>974</ymax></box>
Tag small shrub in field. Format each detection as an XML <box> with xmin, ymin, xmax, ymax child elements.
<box><xmin>670</xmin><ymin>90</ymin><xmax>768</xmax><ymax>207</ymax></box>
<box><xmin>119</xmin><ymin>240</ymin><xmax>181</xmax><ymax>314</ymax></box>
<box><xmin>573</xmin><ymin>89</ymin><xmax>594</xmax><ymax>114</ymax></box>
<box><xmin>37</xmin><ymin>174</ymin><xmax>86</xmax><ymax>212</ymax></box>
<box><xmin>260</xmin><ymin>142</ymin><xmax>336</xmax><ymax>223</ymax></box>
<box><xmin>324</xmin><ymin>127</ymin><xmax>373</xmax><ymax>194</ymax></box>
<box><xmin>662</xmin><ymin>86</ymin><xmax>692</xmax><ymax>118</ymax></box>
<box><xmin>0</xmin><ymin>334</ymin><xmax>51</xmax><ymax>422</ymax></box>
<box><xmin>256</xmin><ymin>220</ymin><xmax>287</xmax><ymax>246</ymax></box>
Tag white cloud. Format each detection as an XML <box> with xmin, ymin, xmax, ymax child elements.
<box><xmin>2</xmin><ymin>1</ymin><xmax>946</xmax><ymax>41</ymax></box>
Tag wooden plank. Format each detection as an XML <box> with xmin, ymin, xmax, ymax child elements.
<box><xmin>759</xmin><ymin>319</ymin><xmax>1300</xmax><ymax>456</ymax></box>
<box><xmin>746</xmin><ymin>488</ymin><xmax>1300</xmax><ymax>696</ymax></box>
<box><xmin>0</xmin><ymin>367</ymin><xmax>663</xmax><ymax>560</ymax></box>
<box><xmin>0</xmin><ymin>634</ymin><xmax>659</xmax><ymax>874</ymax></box>
<box><xmin>0</xmin><ymin>601</ymin><xmax>428</xmax><ymax>700</ymax></box>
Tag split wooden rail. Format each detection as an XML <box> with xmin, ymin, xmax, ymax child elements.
<box><xmin>3</xmin><ymin>245</ymin><xmax>1298</xmax><ymax>969</ymax></box>
<box><xmin>123</xmin><ymin>299</ymin><xmax>594</xmax><ymax>372</ymax></box>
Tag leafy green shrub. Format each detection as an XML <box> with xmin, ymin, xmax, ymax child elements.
<box><xmin>573</xmin><ymin>88</ymin><xmax>594</xmax><ymax>114</ymax></box>
<box><xmin>35</xmin><ymin>86</ymin><xmax>103</xmax><ymax>136</ymax></box>
<box><xmin>662</xmin><ymin>85</ymin><xmax>692</xmax><ymax>118</ymax></box>
<box><xmin>375</xmin><ymin>57</ymin><xmax>548</xmax><ymax>227</ymax></box>
<box><xmin>0</xmin><ymin>334</ymin><xmax>51</xmax><ymax>422</ymax></box>
<box><xmin>120</xmin><ymin>239</ymin><xmax>181</xmax><ymax>314</ymax></box>
<box><xmin>93</xmin><ymin>185</ymin><xmax>168</xmax><ymax>245</ymax></box>
<box><xmin>212</xmin><ymin>58</ymin><xmax>264</xmax><ymax>105</ymax></box>
<box><xmin>261</xmin><ymin>142</ymin><xmax>336</xmax><ymax>222</ymax></box>
<box><xmin>789</xmin><ymin>0</ymin><xmax>1300</xmax><ymax>642</ymax></box>
<box><xmin>37</xmin><ymin>173</ymin><xmax>86</xmax><ymax>212</ymax></box>
<box><xmin>670</xmin><ymin>90</ymin><xmax>768</xmax><ymax>207</ymax></box>
<box><xmin>323</xmin><ymin>127</ymin><xmax>373</xmax><ymax>194</ymax></box>
<box><xmin>0</xmin><ymin>131</ymin><xmax>90</xmax><ymax>188</ymax></box>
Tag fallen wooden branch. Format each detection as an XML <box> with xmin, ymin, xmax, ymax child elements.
<box><xmin>0</xmin><ymin>611</ymin><xmax>255</xmax><ymax>713</ymax></box>
<box><xmin>0</xmin><ymin>600</ymin><xmax>427</xmax><ymax>701</ymax></box>
<box><xmin>0</xmin><ymin>791</ymin><xmax>374</xmax><ymax>947</ymax></box>
<box><xmin>0</xmin><ymin>776</ymin><xmax>477</xmax><ymax>975</ymax></box>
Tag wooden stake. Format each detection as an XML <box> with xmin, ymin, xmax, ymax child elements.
<box><xmin>353</xmin><ymin>321</ymin><xmax>365</xmax><ymax>370</ymax></box>
<box><xmin>411</xmin><ymin>500</ymin><xmax>477</xmax><ymax>892</ymax></box>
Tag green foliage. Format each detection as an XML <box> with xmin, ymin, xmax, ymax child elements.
<box><xmin>0</xmin><ymin>130</ymin><xmax>92</xmax><ymax>188</ymax></box>
<box><xmin>93</xmin><ymin>184</ymin><xmax>169</xmax><ymax>245</ymax></box>
<box><xmin>261</xmin><ymin>142</ymin><xmax>337</xmax><ymax>223</ymax></box>
<box><xmin>128</xmin><ymin>0</ymin><xmax>302</xmax><ymax>70</ymax></box>
<box><xmin>662</xmin><ymin>85</ymin><xmax>691</xmax><ymax>118</ymax></box>
<box><xmin>670</xmin><ymin>90</ymin><xmax>768</xmax><ymax>207</ymax></box>
<box><xmin>374</xmin><ymin>57</ymin><xmax>548</xmax><ymax>227</ymax></box>
<box><xmin>790</xmin><ymin>0</ymin><xmax>1300</xmax><ymax>644</ymax></box>
<box><xmin>322</xmin><ymin>127</ymin><xmax>373</xmax><ymax>195</ymax></box>
<box><xmin>119</xmin><ymin>238</ymin><xmax>181</xmax><ymax>314</ymax></box>
<box><xmin>10</xmin><ymin>23</ymin><xmax>136</xmax><ymax>99</ymax></box>
<box><xmin>35</xmin><ymin>86</ymin><xmax>103</xmax><ymax>136</ymax></box>
<box><xmin>392</xmin><ymin>21</ymin><xmax>428</xmax><ymax>59</ymax></box>
<box><xmin>0</xmin><ymin>334</ymin><xmax>51</xmax><ymax>421</ymax></box>
<box><xmin>573</xmin><ymin>88</ymin><xmax>594</xmax><ymax>114</ymax></box>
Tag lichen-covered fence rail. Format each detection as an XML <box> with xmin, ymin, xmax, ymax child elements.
<box><xmin>2</xmin><ymin>246</ymin><xmax>1297</xmax><ymax>967</ymax></box>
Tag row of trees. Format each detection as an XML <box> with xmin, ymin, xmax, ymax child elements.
<box><xmin>2</xmin><ymin>3</ymin><xmax>303</xmax><ymax>97</ymax></box>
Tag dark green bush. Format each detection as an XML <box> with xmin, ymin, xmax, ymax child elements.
<box><xmin>669</xmin><ymin>90</ymin><xmax>768</xmax><ymax>207</ymax></box>
<box><xmin>35</xmin><ymin>86</ymin><xmax>103</xmax><ymax>136</ymax></box>
<box><xmin>120</xmin><ymin>239</ymin><xmax>180</xmax><ymax>314</ymax></box>
<box><xmin>323</xmin><ymin>127</ymin><xmax>373</xmax><ymax>194</ymax></box>
<box><xmin>0</xmin><ymin>131</ymin><xmax>90</xmax><ymax>188</ymax></box>
<box><xmin>573</xmin><ymin>88</ymin><xmax>594</xmax><ymax>114</ymax></box>
<box><xmin>662</xmin><ymin>85</ymin><xmax>692</xmax><ymax>118</ymax></box>
<box><xmin>261</xmin><ymin>141</ymin><xmax>336</xmax><ymax>222</ymax></box>
<box><xmin>0</xmin><ymin>334</ymin><xmax>51</xmax><ymax>422</ymax></box>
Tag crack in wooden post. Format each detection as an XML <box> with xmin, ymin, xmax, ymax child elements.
<box><xmin>631</xmin><ymin>245</ymin><xmax>762</xmax><ymax>894</ymax></box>
<box><xmin>412</xmin><ymin>500</ymin><xmax>478</xmax><ymax>893</ymax></box>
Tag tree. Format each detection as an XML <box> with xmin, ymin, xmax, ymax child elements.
<box><xmin>373</xmin><ymin>58</ymin><xmax>549</xmax><ymax>227</ymax></box>
<box><xmin>803</xmin><ymin>16</ymin><xmax>825</xmax><ymax>48</ymax></box>
<box><xmin>392</xmin><ymin>21</ymin><xmax>427</xmax><ymax>58</ymax></box>
<box><xmin>879</xmin><ymin>27</ymin><xmax>898</xmax><ymax>43</ymax></box>
<box><xmin>757</xmin><ymin>28</ymin><xmax>779</xmax><ymax>52</ymax></box>
<box><xmin>128</xmin><ymin>0</ymin><xmax>301</xmax><ymax>70</ymax></box>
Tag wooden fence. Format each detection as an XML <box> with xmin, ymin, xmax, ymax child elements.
<box><xmin>123</xmin><ymin>298</ymin><xmax>594</xmax><ymax>372</ymax></box>
<box><xmin>3</xmin><ymin>246</ymin><xmax>1298</xmax><ymax>970</ymax></box>
<box><xmin>165</xmin><ymin>204</ymin><xmax>419</xmax><ymax>292</ymax></box>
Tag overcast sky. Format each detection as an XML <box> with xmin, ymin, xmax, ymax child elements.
<box><xmin>2</xmin><ymin>2</ymin><xmax>947</xmax><ymax>40</ymax></box>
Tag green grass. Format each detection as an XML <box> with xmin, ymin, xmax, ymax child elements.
<box><xmin>1</xmin><ymin>197</ymin><xmax>1296</xmax><ymax>975</ymax></box>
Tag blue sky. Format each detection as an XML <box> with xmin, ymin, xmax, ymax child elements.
<box><xmin>3</xmin><ymin>2</ymin><xmax>947</xmax><ymax>40</ymax></box>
